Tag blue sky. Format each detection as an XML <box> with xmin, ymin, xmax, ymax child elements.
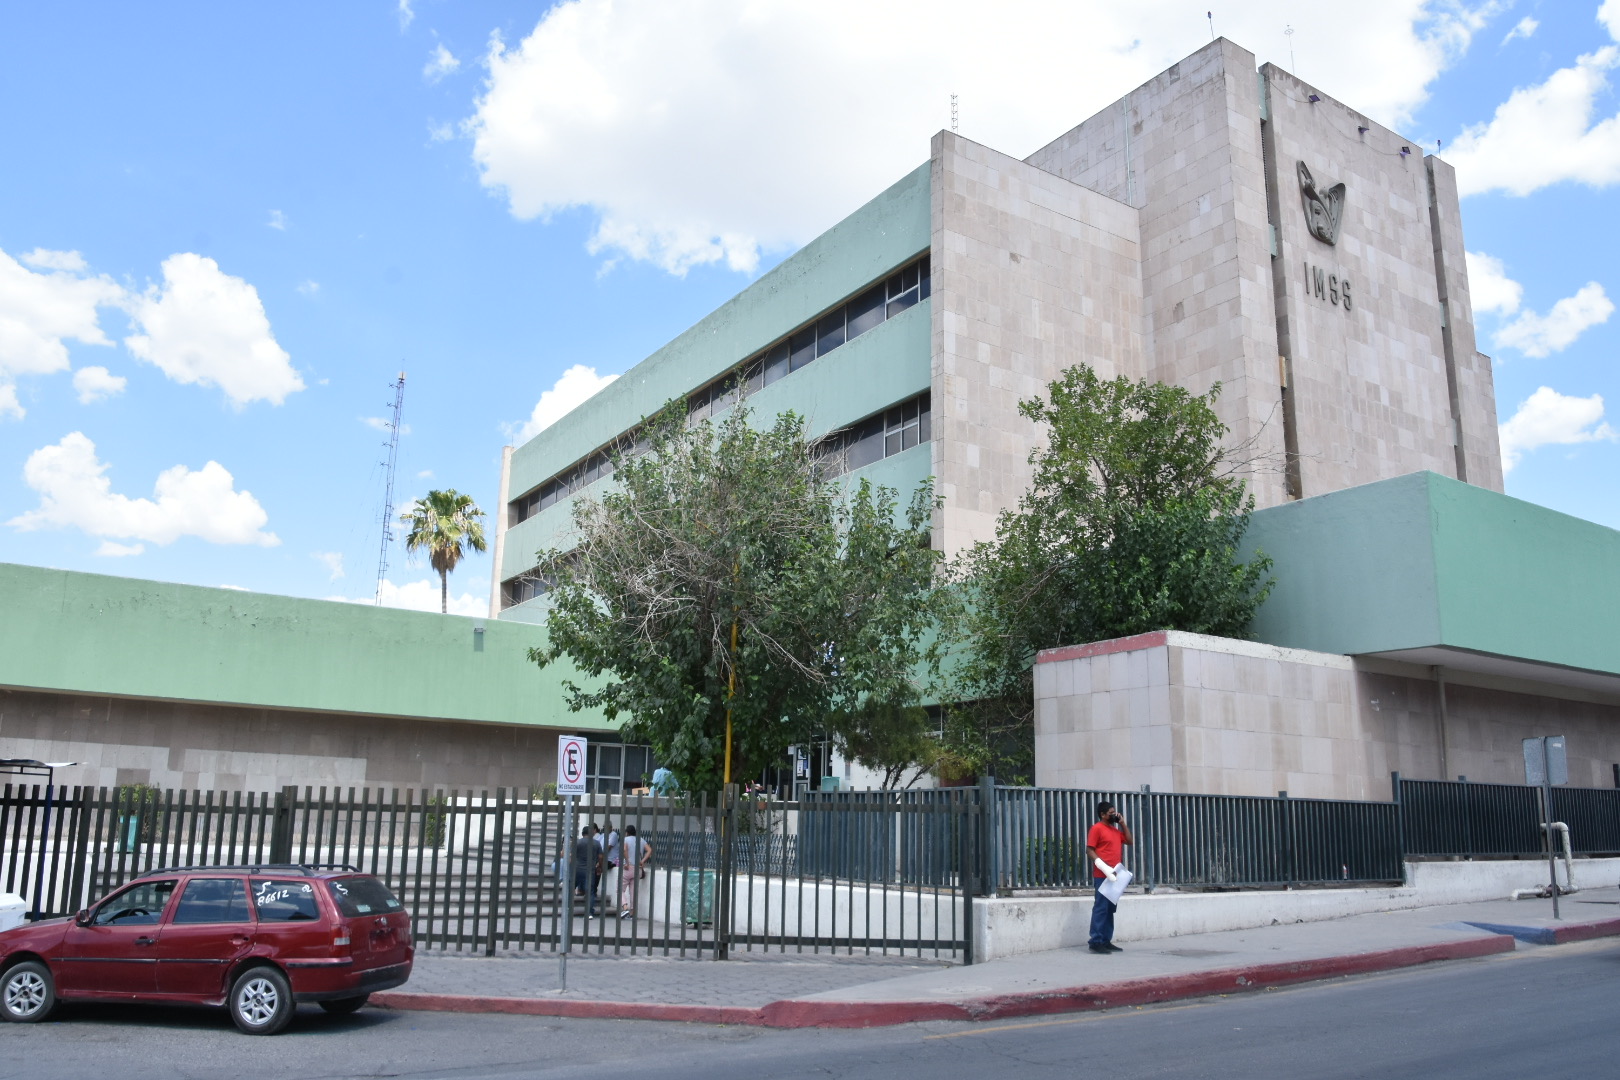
<box><xmin>1</xmin><ymin>1</ymin><xmax>1615</xmax><ymax>613</ymax></box>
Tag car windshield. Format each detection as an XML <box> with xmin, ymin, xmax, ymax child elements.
<box><xmin>93</xmin><ymin>880</ymin><xmax>176</xmax><ymax>926</ymax></box>
<box><xmin>251</xmin><ymin>879</ymin><xmax>322</xmax><ymax>921</ymax></box>
<box><xmin>327</xmin><ymin>876</ymin><xmax>403</xmax><ymax>917</ymax></box>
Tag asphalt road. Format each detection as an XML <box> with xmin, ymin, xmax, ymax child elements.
<box><xmin>3</xmin><ymin>940</ymin><xmax>1617</xmax><ymax>1080</ymax></box>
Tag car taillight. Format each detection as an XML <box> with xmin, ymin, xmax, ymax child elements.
<box><xmin>333</xmin><ymin>929</ymin><xmax>351</xmax><ymax>948</ymax></box>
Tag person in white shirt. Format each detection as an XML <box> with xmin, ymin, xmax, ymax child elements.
<box><xmin>618</xmin><ymin>825</ymin><xmax>653</xmax><ymax>918</ymax></box>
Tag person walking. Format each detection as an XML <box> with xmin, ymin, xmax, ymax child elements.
<box><xmin>617</xmin><ymin>824</ymin><xmax>653</xmax><ymax>918</ymax></box>
<box><xmin>600</xmin><ymin>820</ymin><xmax>621</xmax><ymax>908</ymax></box>
<box><xmin>1085</xmin><ymin>800</ymin><xmax>1133</xmax><ymax>954</ymax></box>
<box><xmin>573</xmin><ymin>824</ymin><xmax>603</xmax><ymax>917</ymax></box>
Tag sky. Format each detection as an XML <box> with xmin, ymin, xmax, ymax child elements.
<box><xmin>1</xmin><ymin>1</ymin><xmax>1616</xmax><ymax>615</ymax></box>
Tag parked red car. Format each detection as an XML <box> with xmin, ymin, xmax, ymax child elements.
<box><xmin>0</xmin><ymin>864</ymin><xmax>412</xmax><ymax>1035</ymax></box>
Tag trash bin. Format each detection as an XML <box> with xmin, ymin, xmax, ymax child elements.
<box><xmin>682</xmin><ymin>869</ymin><xmax>716</xmax><ymax>926</ymax></box>
<box><xmin>0</xmin><ymin>893</ymin><xmax>26</xmax><ymax>932</ymax></box>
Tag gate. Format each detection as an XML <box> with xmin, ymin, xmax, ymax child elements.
<box><xmin>0</xmin><ymin>783</ymin><xmax>982</xmax><ymax>963</ymax></box>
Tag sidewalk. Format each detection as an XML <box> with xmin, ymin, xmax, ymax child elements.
<box><xmin>374</xmin><ymin>887</ymin><xmax>1620</xmax><ymax>1028</ymax></box>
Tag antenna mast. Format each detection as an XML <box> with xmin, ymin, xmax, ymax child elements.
<box><xmin>375</xmin><ymin>371</ymin><xmax>406</xmax><ymax>605</ymax></box>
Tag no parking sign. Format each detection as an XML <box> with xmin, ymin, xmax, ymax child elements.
<box><xmin>557</xmin><ymin>735</ymin><xmax>588</xmax><ymax>796</ymax></box>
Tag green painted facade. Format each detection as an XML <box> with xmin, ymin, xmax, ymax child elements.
<box><xmin>0</xmin><ymin>562</ymin><xmax>610</xmax><ymax>730</ymax></box>
<box><xmin>499</xmin><ymin>162</ymin><xmax>933</xmax><ymax>587</ymax></box>
<box><xmin>1243</xmin><ymin>471</ymin><xmax>1620</xmax><ymax>676</ymax></box>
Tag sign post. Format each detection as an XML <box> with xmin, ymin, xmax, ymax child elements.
<box><xmin>1523</xmin><ymin>735</ymin><xmax>1567</xmax><ymax>920</ymax></box>
<box><xmin>556</xmin><ymin>735</ymin><xmax>588</xmax><ymax>989</ymax></box>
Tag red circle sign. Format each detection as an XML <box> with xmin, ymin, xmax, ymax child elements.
<box><xmin>561</xmin><ymin>740</ymin><xmax>585</xmax><ymax>784</ymax></box>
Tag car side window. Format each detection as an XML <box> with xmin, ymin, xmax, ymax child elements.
<box><xmin>92</xmin><ymin>880</ymin><xmax>177</xmax><ymax>926</ymax></box>
<box><xmin>251</xmin><ymin>879</ymin><xmax>321</xmax><ymax>922</ymax></box>
<box><xmin>171</xmin><ymin>878</ymin><xmax>251</xmax><ymax>924</ymax></box>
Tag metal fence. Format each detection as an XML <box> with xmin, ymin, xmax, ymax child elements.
<box><xmin>987</xmin><ymin>785</ymin><xmax>1402</xmax><ymax>892</ymax></box>
<box><xmin>0</xmin><ymin>784</ymin><xmax>981</xmax><ymax>963</ymax></box>
<box><xmin>1395</xmin><ymin>775</ymin><xmax>1620</xmax><ymax>857</ymax></box>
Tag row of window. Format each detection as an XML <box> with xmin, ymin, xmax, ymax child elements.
<box><xmin>509</xmin><ymin>255</ymin><xmax>931</xmax><ymax>527</ymax></box>
<box><xmin>816</xmin><ymin>393</ymin><xmax>932</xmax><ymax>478</ymax></box>
<box><xmin>499</xmin><ymin>393</ymin><xmax>932</xmax><ymax>608</ymax></box>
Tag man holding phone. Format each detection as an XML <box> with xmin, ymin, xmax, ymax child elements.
<box><xmin>1085</xmin><ymin>801</ymin><xmax>1134</xmax><ymax>954</ymax></box>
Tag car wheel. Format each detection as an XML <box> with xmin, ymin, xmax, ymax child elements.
<box><xmin>1</xmin><ymin>961</ymin><xmax>58</xmax><ymax>1023</ymax></box>
<box><xmin>229</xmin><ymin>967</ymin><xmax>294</xmax><ymax>1035</ymax></box>
<box><xmin>317</xmin><ymin>994</ymin><xmax>369</xmax><ymax>1015</ymax></box>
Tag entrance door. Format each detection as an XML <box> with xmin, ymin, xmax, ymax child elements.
<box><xmin>151</xmin><ymin>877</ymin><xmax>255</xmax><ymax>1001</ymax></box>
<box><xmin>56</xmin><ymin>879</ymin><xmax>177</xmax><ymax>997</ymax></box>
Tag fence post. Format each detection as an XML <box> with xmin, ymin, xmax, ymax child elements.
<box><xmin>1139</xmin><ymin>785</ymin><xmax>1154</xmax><ymax>893</ymax></box>
<box><xmin>977</xmin><ymin>775</ymin><xmax>997</xmax><ymax>898</ymax></box>
<box><xmin>1459</xmin><ymin>776</ymin><xmax>1473</xmax><ymax>859</ymax></box>
<box><xmin>1279</xmin><ymin>790</ymin><xmax>1294</xmax><ymax>890</ymax></box>
<box><xmin>270</xmin><ymin>785</ymin><xmax>295</xmax><ymax>863</ymax></box>
<box><xmin>486</xmin><ymin>788</ymin><xmax>505</xmax><ymax>957</ymax></box>
<box><xmin>716</xmin><ymin>785</ymin><xmax>736</xmax><ymax>960</ymax></box>
<box><xmin>960</xmin><ymin>788</ymin><xmax>977</xmax><ymax>966</ymax></box>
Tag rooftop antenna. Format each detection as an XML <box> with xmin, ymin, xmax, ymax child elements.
<box><xmin>1208</xmin><ymin>11</ymin><xmax>1214</xmax><ymax>40</ymax></box>
<box><xmin>950</xmin><ymin>93</ymin><xmax>958</xmax><ymax>133</ymax></box>
<box><xmin>375</xmin><ymin>371</ymin><xmax>406</xmax><ymax>605</ymax></box>
<box><xmin>1285</xmin><ymin>25</ymin><xmax>1295</xmax><ymax>71</ymax></box>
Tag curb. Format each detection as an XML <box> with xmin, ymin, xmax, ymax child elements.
<box><xmin>374</xmin><ymin>934</ymin><xmax>1513</xmax><ymax>1029</ymax></box>
<box><xmin>1464</xmin><ymin>915</ymin><xmax>1620</xmax><ymax>946</ymax></box>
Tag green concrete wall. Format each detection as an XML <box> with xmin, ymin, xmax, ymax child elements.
<box><xmin>1243</xmin><ymin>472</ymin><xmax>1620</xmax><ymax>675</ymax></box>
<box><xmin>0</xmin><ymin>562</ymin><xmax>611</xmax><ymax>730</ymax></box>
<box><xmin>506</xmin><ymin>162</ymin><xmax>932</xmax><ymax>505</ymax></box>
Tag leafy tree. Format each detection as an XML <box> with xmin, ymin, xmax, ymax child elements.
<box><xmin>401</xmin><ymin>489</ymin><xmax>489</xmax><ymax>614</ymax></box>
<box><xmin>948</xmin><ymin>365</ymin><xmax>1274</xmax><ymax>780</ymax></box>
<box><xmin>530</xmin><ymin>403</ymin><xmax>953</xmax><ymax>791</ymax></box>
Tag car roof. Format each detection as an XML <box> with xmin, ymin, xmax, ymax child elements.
<box><xmin>131</xmin><ymin>863</ymin><xmax>363</xmax><ymax>880</ymax></box>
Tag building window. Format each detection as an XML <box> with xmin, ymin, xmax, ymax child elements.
<box><xmin>501</xmin><ymin>572</ymin><xmax>554</xmax><ymax>607</ymax></box>
<box><xmin>585</xmin><ymin>742</ymin><xmax>657</xmax><ymax>794</ymax></box>
<box><xmin>818</xmin><ymin>393</ymin><xmax>931</xmax><ymax>478</ymax></box>
<box><xmin>508</xmin><ymin>254</ymin><xmax>931</xmax><ymax>527</ymax></box>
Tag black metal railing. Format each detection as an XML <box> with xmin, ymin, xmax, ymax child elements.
<box><xmin>988</xmin><ymin>786</ymin><xmax>1402</xmax><ymax>892</ymax></box>
<box><xmin>1397</xmin><ymin>775</ymin><xmax>1620</xmax><ymax>857</ymax></box>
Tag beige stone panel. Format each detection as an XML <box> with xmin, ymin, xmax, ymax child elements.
<box><xmin>930</xmin><ymin>129</ymin><xmax>1146</xmax><ymax>555</ymax></box>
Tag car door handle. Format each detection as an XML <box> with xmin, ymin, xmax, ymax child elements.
<box><xmin>230</xmin><ymin>935</ymin><xmax>250</xmax><ymax>945</ymax></box>
<box><xmin>134</xmin><ymin>937</ymin><xmax>155</xmax><ymax>946</ymax></box>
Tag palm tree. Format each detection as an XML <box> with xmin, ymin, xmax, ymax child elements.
<box><xmin>401</xmin><ymin>490</ymin><xmax>488</xmax><ymax>614</ymax></box>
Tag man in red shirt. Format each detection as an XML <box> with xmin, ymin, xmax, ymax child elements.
<box><xmin>1085</xmin><ymin>800</ymin><xmax>1134</xmax><ymax>953</ymax></box>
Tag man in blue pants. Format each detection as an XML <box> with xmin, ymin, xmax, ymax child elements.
<box><xmin>1085</xmin><ymin>800</ymin><xmax>1134</xmax><ymax>954</ymax></box>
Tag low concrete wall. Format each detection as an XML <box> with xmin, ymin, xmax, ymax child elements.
<box><xmin>972</xmin><ymin>857</ymin><xmax>1620</xmax><ymax>962</ymax></box>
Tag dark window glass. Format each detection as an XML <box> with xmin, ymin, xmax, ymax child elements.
<box><xmin>789</xmin><ymin>328</ymin><xmax>816</xmax><ymax>372</ymax></box>
<box><xmin>744</xmin><ymin>361</ymin><xmax>764</xmax><ymax>396</ymax></box>
<box><xmin>846</xmin><ymin>285</ymin><xmax>885</xmax><ymax>339</ymax></box>
<box><xmin>173</xmin><ymin>878</ymin><xmax>250</xmax><ymax>924</ymax></box>
<box><xmin>763</xmin><ymin>342</ymin><xmax>790</xmax><ymax>385</ymax></box>
<box><xmin>816</xmin><ymin>310</ymin><xmax>846</xmax><ymax>356</ymax></box>
<box><xmin>919</xmin><ymin>256</ymin><xmax>931</xmax><ymax>300</ymax></box>
<box><xmin>886</xmin><ymin>291</ymin><xmax>918</xmax><ymax>319</ymax></box>
<box><xmin>901</xmin><ymin>264</ymin><xmax>919</xmax><ymax>293</ymax></box>
<box><xmin>919</xmin><ymin>399</ymin><xmax>931</xmax><ymax>443</ymax></box>
<box><xmin>92</xmin><ymin>879</ymin><xmax>175</xmax><ymax>926</ymax></box>
<box><xmin>885</xmin><ymin>431</ymin><xmax>902</xmax><ymax>456</ymax></box>
<box><xmin>845</xmin><ymin>417</ymin><xmax>885</xmax><ymax>471</ymax></box>
<box><xmin>252</xmin><ymin>879</ymin><xmax>322</xmax><ymax>922</ymax></box>
<box><xmin>886</xmin><ymin>272</ymin><xmax>905</xmax><ymax>300</ymax></box>
<box><xmin>327</xmin><ymin>876</ymin><xmax>402</xmax><ymax>917</ymax></box>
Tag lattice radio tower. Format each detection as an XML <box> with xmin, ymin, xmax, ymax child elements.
<box><xmin>375</xmin><ymin>371</ymin><xmax>406</xmax><ymax>605</ymax></box>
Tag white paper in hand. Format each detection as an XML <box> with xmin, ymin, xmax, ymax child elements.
<box><xmin>1098</xmin><ymin>866</ymin><xmax>1132</xmax><ymax>904</ymax></box>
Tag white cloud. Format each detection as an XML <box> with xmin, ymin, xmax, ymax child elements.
<box><xmin>1449</xmin><ymin>5</ymin><xmax>1620</xmax><ymax>197</ymax></box>
<box><xmin>217</xmin><ymin>583</ymin><xmax>249</xmax><ymax>591</ymax></box>
<box><xmin>361</xmin><ymin>415</ymin><xmax>411</xmax><ymax>435</ymax></box>
<box><xmin>19</xmin><ymin>248</ymin><xmax>88</xmax><ymax>272</ymax></box>
<box><xmin>328</xmin><ymin>578</ymin><xmax>487</xmax><ymax>617</ymax></box>
<box><xmin>469</xmin><ymin>0</ymin><xmax>1493</xmax><ymax>275</ymax></box>
<box><xmin>0</xmin><ymin>245</ymin><xmax>125</xmax><ymax>417</ymax></box>
<box><xmin>1465</xmin><ymin>251</ymin><xmax>1523</xmax><ymax>316</ymax></box>
<box><xmin>1493</xmin><ymin>282</ymin><xmax>1614</xmax><ymax>357</ymax></box>
<box><xmin>428</xmin><ymin>120</ymin><xmax>456</xmax><ymax>143</ymax></box>
<box><xmin>296</xmin><ymin>280</ymin><xmax>319</xmax><ymax>296</ymax></box>
<box><xmin>417</xmin><ymin>469</ymin><xmax>434</xmax><ymax>478</ymax></box>
<box><xmin>96</xmin><ymin>541</ymin><xmax>144</xmax><ymax>557</ymax></box>
<box><xmin>424</xmin><ymin>43</ymin><xmax>460</xmax><ymax>83</ymax></box>
<box><xmin>8</xmin><ymin>432</ymin><xmax>280</xmax><ymax>548</ymax></box>
<box><xmin>396</xmin><ymin>0</ymin><xmax>414</xmax><ymax>32</ymax></box>
<box><xmin>124</xmin><ymin>253</ymin><xmax>304</xmax><ymax>407</ymax></box>
<box><xmin>1499</xmin><ymin>386</ymin><xmax>1618</xmax><ymax>471</ymax></box>
<box><xmin>1501</xmin><ymin>16</ymin><xmax>1538</xmax><ymax>45</ymax></box>
<box><xmin>313</xmin><ymin>550</ymin><xmax>345</xmax><ymax>580</ymax></box>
<box><xmin>72</xmin><ymin>365</ymin><xmax>127</xmax><ymax>404</ymax></box>
<box><xmin>267</xmin><ymin>209</ymin><xmax>287</xmax><ymax>231</ymax></box>
<box><xmin>511</xmin><ymin>364</ymin><xmax>617</xmax><ymax>443</ymax></box>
